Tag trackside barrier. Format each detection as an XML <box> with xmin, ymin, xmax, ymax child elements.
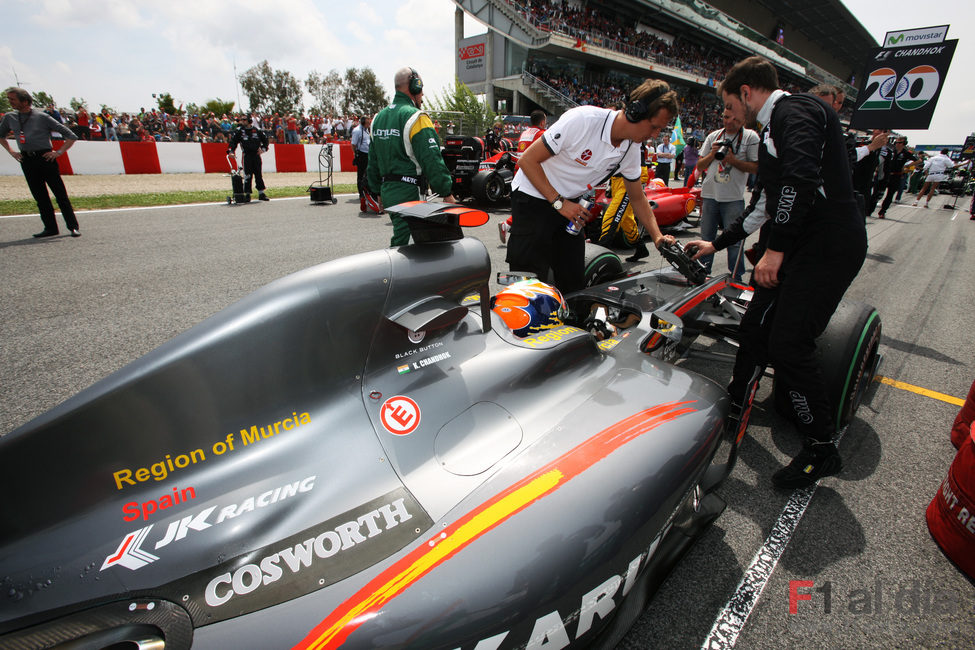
<box><xmin>0</xmin><ymin>141</ymin><xmax>356</xmax><ymax>176</ymax></box>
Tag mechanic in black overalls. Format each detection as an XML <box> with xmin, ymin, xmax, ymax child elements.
<box><xmin>716</xmin><ymin>57</ymin><xmax>867</xmax><ymax>488</ymax></box>
<box><xmin>875</xmin><ymin>136</ymin><xmax>916</xmax><ymax>218</ymax></box>
<box><xmin>228</xmin><ymin>115</ymin><xmax>270</xmax><ymax>201</ymax></box>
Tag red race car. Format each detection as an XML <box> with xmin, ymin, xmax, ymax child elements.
<box><xmin>588</xmin><ymin>168</ymin><xmax>701</xmax><ymax>228</ymax></box>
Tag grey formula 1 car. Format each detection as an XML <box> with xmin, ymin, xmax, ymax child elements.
<box><xmin>0</xmin><ymin>203</ymin><xmax>880</xmax><ymax>649</ymax></box>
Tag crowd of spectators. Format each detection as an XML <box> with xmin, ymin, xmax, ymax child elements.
<box><xmin>509</xmin><ymin>0</ymin><xmax>739</xmax><ymax>83</ymax></box>
<box><xmin>527</xmin><ymin>62</ymin><xmax>723</xmax><ymax>140</ymax></box>
<box><xmin>43</xmin><ymin>106</ymin><xmax>365</xmax><ymax>146</ymax></box>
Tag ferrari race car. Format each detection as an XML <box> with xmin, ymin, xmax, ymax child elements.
<box><xmin>0</xmin><ymin>203</ymin><xmax>881</xmax><ymax>649</ymax></box>
<box><xmin>588</xmin><ymin>170</ymin><xmax>702</xmax><ymax>231</ymax></box>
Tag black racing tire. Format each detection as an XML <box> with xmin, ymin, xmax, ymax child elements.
<box><xmin>773</xmin><ymin>300</ymin><xmax>881</xmax><ymax>431</ymax></box>
<box><xmin>471</xmin><ymin>170</ymin><xmax>506</xmax><ymax>203</ymax></box>
<box><xmin>583</xmin><ymin>243</ymin><xmax>625</xmax><ymax>288</ymax></box>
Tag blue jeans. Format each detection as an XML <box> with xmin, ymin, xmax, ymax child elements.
<box><xmin>700</xmin><ymin>197</ymin><xmax>745</xmax><ymax>280</ymax></box>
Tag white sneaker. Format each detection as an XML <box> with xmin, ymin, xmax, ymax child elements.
<box><xmin>498</xmin><ymin>221</ymin><xmax>508</xmax><ymax>244</ymax></box>
<box><xmin>912</xmin><ymin>201</ymin><xmax>918</xmax><ymax>207</ymax></box>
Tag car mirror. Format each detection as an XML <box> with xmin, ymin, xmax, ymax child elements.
<box><xmin>650</xmin><ymin>310</ymin><xmax>683</xmax><ymax>345</ymax></box>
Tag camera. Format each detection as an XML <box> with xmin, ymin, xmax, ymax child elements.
<box><xmin>713</xmin><ymin>139</ymin><xmax>735</xmax><ymax>161</ymax></box>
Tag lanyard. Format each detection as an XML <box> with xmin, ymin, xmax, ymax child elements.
<box><xmin>17</xmin><ymin>110</ymin><xmax>32</xmax><ymax>132</ymax></box>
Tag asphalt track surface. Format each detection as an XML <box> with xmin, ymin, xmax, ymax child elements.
<box><xmin>2</xmin><ymin>192</ymin><xmax>974</xmax><ymax>648</ymax></box>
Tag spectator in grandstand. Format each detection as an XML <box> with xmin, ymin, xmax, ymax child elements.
<box><xmin>285</xmin><ymin>114</ymin><xmax>299</xmax><ymax>144</ymax></box>
<box><xmin>76</xmin><ymin>106</ymin><xmax>90</xmax><ymax>140</ymax></box>
<box><xmin>655</xmin><ymin>132</ymin><xmax>676</xmax><ymax>186</ymax></box>
<box><xmin>0</xmin><ymin>87</ymin><xmax>81</xmax><ymax>238</ymax></box>
<box><xmin>367</xmin><ymin>67</ymin><xmax>455</xmax><ymax>246</ymax></box>
<box><xmin>915</xmin><ymin>148</ymin><xmax>959</xmax><ymax>208</ymax></box>
<box><xmin>518</xmin><ymin>110</ymin><xmax>547</xmax><ymax>152</ymax></box>
<box><xmin>700</xmin><ymin>56</ymin><xmax>866</xmax><ymax>488</ymax></box>
<box><xmin>506</xmin><ymin>79</ymin><xmax>678</xmax><ymax>293</ymax></box>
<box><xmin>695</xmin><ymin>108</ymin><xmax>759</xmax><ymax>280</ymax></box>
<box><xmin>101</xmin><ymin>109</ymin><xmax>117</xmax><ymax>141</ymax></box>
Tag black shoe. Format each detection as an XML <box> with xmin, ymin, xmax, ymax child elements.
<box><xmin>70</xmin><ymin>229</ymin><xmax>81</xmax><ymax>237</ymax></box>
<box><xmin>33</xmin><ymin>230</ymin><xmax>58</xmax><ymax>238</ymax></box>
<box><xmin>772</xmin><ymin>439</ymin><xmax>842</xmax><ymax>489</ymax></box>
<box><xmin>625</xmin><ymin>242</ymin><xmax>650</xmax><ymax>262</ymax></box>
<box><xmin>877</xmin><ymin>212</ymin><xmax>885</xmax><ymax>219</ymax></box>
<box><xmin>258</xmin><ymin>193</ymin><xmax>269</xmax><ymax>201</ymax></box>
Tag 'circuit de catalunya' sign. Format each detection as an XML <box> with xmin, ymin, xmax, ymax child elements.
<box><xmin>850</xmin><ymin>28</ymin><xmax>956</xmax><ymax>131</ymax></box>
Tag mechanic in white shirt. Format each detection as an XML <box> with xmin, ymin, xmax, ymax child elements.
<box><xmin>506</xmin><ymin>79</ymin><xmax>678</xmax><ymax>293</ymax></box>
<box><xmin>914</xmin><ymin>148</ymin><xmax>958</xmax><ymax>208</ymax></box>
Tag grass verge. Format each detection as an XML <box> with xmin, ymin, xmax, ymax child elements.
<box><xmin>0</xmin><ymin>183</ymin><xmax>359</xmax><ymax>216</ymax></box>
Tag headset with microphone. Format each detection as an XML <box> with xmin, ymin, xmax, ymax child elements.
<box><xmin>408</xmin><ymin>68</ymin><xmax>423</xmax><ymax>96</ymax></box>
<box><xmin>624</xmin><ymin>84</ymin><xmax>667</xmax><ymax>123</ymax></box>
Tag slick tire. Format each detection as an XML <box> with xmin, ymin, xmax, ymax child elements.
<box><xmin>773</xmin><ymin>300</ymin><xmax>882</xmax><ymax>431</ymax></box>
<box><xmin>471</xmin><ymin>170</ymin><xmax>506</xmax><ymax>203</ymax></box>
<box><xmin>583</xmin><ymin>243</ymin><xmax>625</xmax><ymax>288</ymax></box>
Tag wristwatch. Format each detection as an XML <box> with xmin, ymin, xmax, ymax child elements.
<box><xmin>551</xmin><ymin>195</ymin><xmax>564</xmax><ymax>211</ymax></box>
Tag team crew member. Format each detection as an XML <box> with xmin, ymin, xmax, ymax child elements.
<box><xmin>695</xmin><ymin>107</ymin><xmax>759</xmax><ymax>280</ymax></box>
<box><xmin>367</xmin><ymin>67</ymin><xmax>455</xmax><ymax>246</ymax></box>
<box><xmin>227</xmin><ymin>115</ymin><xmax>270</xmax><ymax>201</ymax></box>
<box><xmin>876</xmin><ymin>136</ymin><xmax>916</xmax><ymax>218</ymax></box>
<box><xmin>0</xmin><ymin>87</ymin><xmax>80</xmax><ymax>238</ymax></box>
<box><xmin>654</xmin><ymin>134</ymin><xmax>676</xmax><ymax>186</ymax></box>
<box><xmin>485</xmin><ymin>124</ymin><xmax>502</xmax><ymax>157</ymax></box>
<box><xmin>914</xmin><ymin>148</ymin><xmax>958</xmax><ymax>208</ymax></box>
<box><xmin>598</xmin><ymin>144</ymin><xmax>652</xmax><ymax>262</ymax></box>
<box><xmin>506</xmin><ymin>79</ymin><xmax>678</xmax><ymax>293</ymax></box>
<box><xmin>351</xmin><ymin>114</ymin><xmax>374</xmax><ymax>212</ymax></box>
<box><xmin>517</xmin><ymin>110</ymin><xmax>547</xmax><ymax>152</ymax></box>
<box><xmin>709</xmin><ymin>56</ymin><xmax>867</xmax><ymax>488</ymax></box>
<box><xmin>810</xmin><ymin>84</ymin><xmax>888</xmax><ymax>217</ymax></box>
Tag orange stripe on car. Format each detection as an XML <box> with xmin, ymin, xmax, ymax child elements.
<box><xmin>295</xmin><ymin>401</ymin><xmax>697</xmax><ymax>649</ymax></box>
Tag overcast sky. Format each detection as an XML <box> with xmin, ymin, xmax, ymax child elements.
<box><xmin>2</xmin><ymin>0</ymin><xmax>971</xmax><ymax>145</ymax></box>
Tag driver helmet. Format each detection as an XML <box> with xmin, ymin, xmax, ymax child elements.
<box><xmin>491</xmin><ymin>280</ymin><xmax>567</xmax><ymax>337</ymax></box>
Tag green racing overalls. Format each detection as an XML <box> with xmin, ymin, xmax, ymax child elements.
<box><xmin>367</xmin><ymin>91</ymin><xmax>453</xmax><ymax>245</ymax></box>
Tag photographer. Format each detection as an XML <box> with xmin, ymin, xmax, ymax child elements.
<box><xmin>695</xmin><ymin>108</ymin><xmax>759</xmax><ymax>280</ymax></box>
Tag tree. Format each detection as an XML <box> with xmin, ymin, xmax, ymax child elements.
<box><xmin>239</xmin><ymin>60</ymin><xmax>302</xmax><ymax>115</ymax></box>
<box><xmin>0</xmin><ymin>94</ymin><xmax>10</xmax><ymax>113</ymax></box>
<box><xmin>70</xmin><ymin>97</ymin><xmax>87</xmax><ymax>111</ymax></box>
<box><xmin>202</xmin><ymin>99</ymin><xmax>236</xmax><ymax>116</ymax></box>
<box><xmin>306</xmin><ymin>69</ymin><xmax>343</xmax><ymax>116</ymax></box>
<box><xmin>341</xmin><ymin>67</ymin><xmax>388</xmax><ymax>117</ymax></box>
<box><xmin>33</xmin><ymin>91</ymin><xmax>55</xmax><ymax>108</ymax></box>
<box><xmin>427</xmin><ymin>79</ymin><xmax>496</xmax><ymax>136</ymax></box>
<box><xmin>155</xmin><ymin>92</ymin><xmax>181</xmax><ymax>115</ymax></box>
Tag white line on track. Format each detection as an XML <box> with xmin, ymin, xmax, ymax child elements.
<box><xmin>0</xmin><ymin>193</ymin><xmax>358</xmax><ymax>220</ymax></box>
<box><xmin>701</xmin><ymin>426</ymin><xmax>849</xmax><ymax>649</ymax></box>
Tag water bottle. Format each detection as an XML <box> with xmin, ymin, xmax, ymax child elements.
<box><xmin>565</xmin><ymin>198</ymin><xmax>593</xmax><ymax>235</ymax></box>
